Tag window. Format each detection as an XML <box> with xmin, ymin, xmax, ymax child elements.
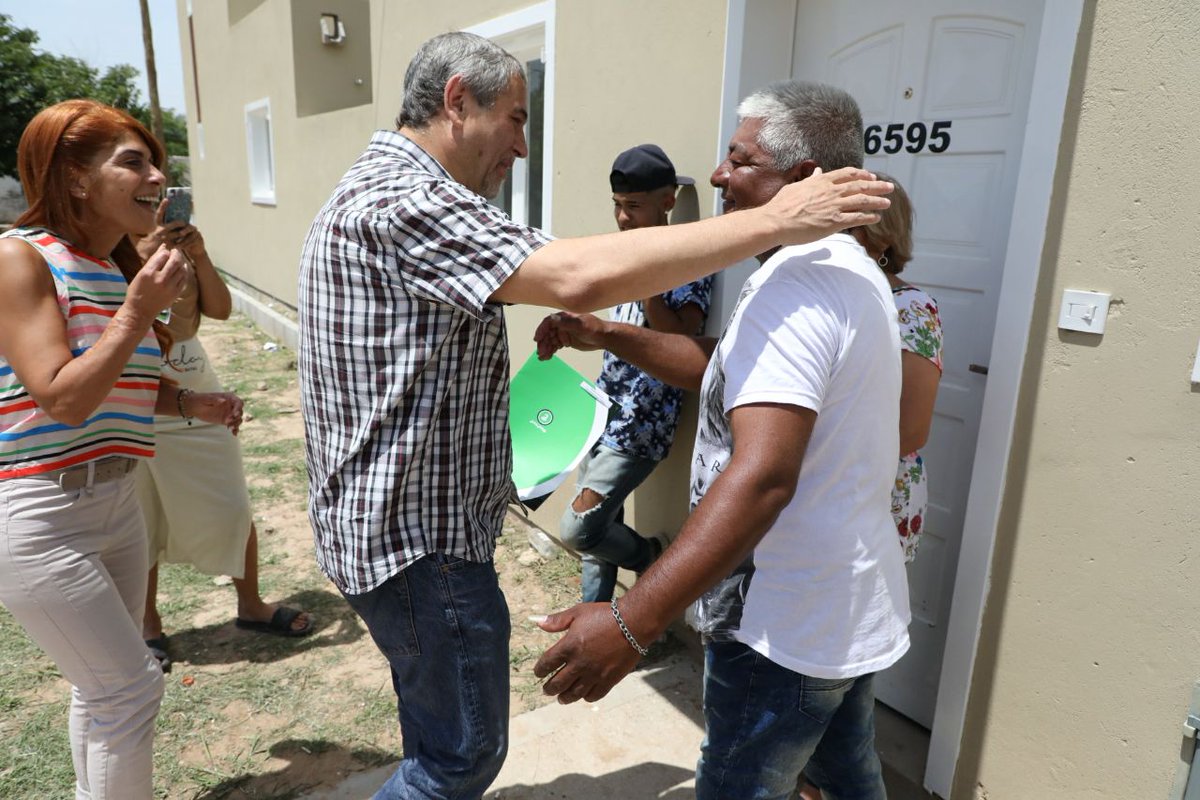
<box><xmin>494</xmin><ymin>56</ymin><xmax>544</xmax><ymax>228</ymax></box>
<box><xmin>467</xmin><ymin>2</ymin><xmax>555</xmax><ymax>232</ymax></box>
<box><xmin>244</xmin><ymin>98</ymin><xmax>275</xmax><ymax>205</ymax></box>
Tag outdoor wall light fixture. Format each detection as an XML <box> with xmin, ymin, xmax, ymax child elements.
<box><xmin>319</xmin><ymin>13</ymin><xmax>346</xmax><ymax>45</ymax></box>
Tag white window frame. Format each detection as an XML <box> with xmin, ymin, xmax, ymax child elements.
<box><xmin>244</xmin><ymin>98</ymin><xmax>276</xmax><ymax>206</ymax></box>
<box><xmin>466</xmin><ymin>1</ymin><xmax>556</xmax><ymax>233</ymax></box>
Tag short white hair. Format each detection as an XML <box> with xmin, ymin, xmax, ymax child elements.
<box><xmin>736</xmin><ymin>81</ymin><xmax>864</xmax><ymax>170</ymax></box>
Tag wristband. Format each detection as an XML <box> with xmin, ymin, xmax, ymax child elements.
<box><xmin>610</xmin><ymin>598</ymin><xmax>649</xmax><ymax>657</ymax></box>
<box><xmin>177</xmin><ymin>388</ymin><xmax>194</xmax><ymax>425</ymax></box>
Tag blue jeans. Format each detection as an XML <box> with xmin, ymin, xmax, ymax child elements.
<box><xmin>697</xmin><ymin>641</ymin><xmax>885</xmax><ymax>800</ymax></box>
<box><xmin>341</xmin><ymin>553</ymin><xmax>511</xmax><ymax>800</ymax></box>
<box><xmin>558</xmin><ymin>443</ymin><xmax>660</xmax><ymax>602</ymax></box>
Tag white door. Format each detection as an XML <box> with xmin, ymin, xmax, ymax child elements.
<box><xmin>791</xmin><ymin>0</ymin><xmax>1045</xmax><ymax>728</ymax></box>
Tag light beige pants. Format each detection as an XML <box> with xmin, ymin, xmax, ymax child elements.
<box><xmin>0</xmin><ymin>472</ymin><xmax>163</xmax><ymax>799</ymax></box>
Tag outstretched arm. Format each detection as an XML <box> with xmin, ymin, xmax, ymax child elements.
<box><xmin>534</xmin><ymin>312</ymin><xmax>716</xmax><ymax>391</ymax></box>
<box><xmin>491</xmin><ymin>167</ymin><xmax>891</xmax><ymax>311</ymax></box>
<box><xmin>532</xmin><ymin>401</ymin><xmax>814</xmax><ymax>703</ymax></box>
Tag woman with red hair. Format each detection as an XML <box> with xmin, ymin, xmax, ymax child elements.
<box><xmin>0</xmin><ymin>100</ymin><xmax>243</xmax><ymax>798</ymax></box>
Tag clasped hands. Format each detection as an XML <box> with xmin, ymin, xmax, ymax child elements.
<box><xmin>533</xmin><ymin>311</ymin><xmax>607</xmax><ymax>361</ymax></box>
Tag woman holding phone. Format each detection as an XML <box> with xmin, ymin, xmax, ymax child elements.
<box><xmin>131</xmin><ymin>197</ymin><xmax>312</xmax><ymax>672</ymax></box>
<box><xmin>0</xmin><ymin>99</ymin><xmax>243</xmax><ymax>798</ymax></box>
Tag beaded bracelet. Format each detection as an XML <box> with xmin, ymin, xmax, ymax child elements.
<box><xmin>610</xmin><ymin>598</ymin><xmax>649</xmax><ymax>657</ymax></box>
<box><xmin>176</xmin><ymin>388</ymin><xmax>194</xmax><ymax>425</ymax></box>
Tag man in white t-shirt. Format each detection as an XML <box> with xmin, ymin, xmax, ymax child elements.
<box><xmin>531</xmin><ymin>81</ymin><xmax>909</xmax><ymax>799</ymax></box>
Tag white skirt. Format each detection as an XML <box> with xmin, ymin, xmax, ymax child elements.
<box><xmin>135</xmin><ymin>337</ymin><xmax>252</xmax><ymax>576</ymax></box>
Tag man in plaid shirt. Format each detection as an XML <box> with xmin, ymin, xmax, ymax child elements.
<box><xmin>298</xmin><ymin>31</ymin><xmax>892</xmax><ymax>800</ymax></box>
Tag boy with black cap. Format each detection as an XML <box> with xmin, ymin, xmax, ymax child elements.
<box><xmin>558</xmin><ymin>144</ymin><xmax>712</xmax><ymax>603</ymax></box>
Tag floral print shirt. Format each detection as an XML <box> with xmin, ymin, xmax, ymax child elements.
<box><xmin>595</xmin><ymin>276</ymin><xmax>713</xmax><ymax>462</ymax></box>
<box><xmin>892</xmin><ymin>284</ymin><xmax>944</xmax><ymax>562</ymax></box>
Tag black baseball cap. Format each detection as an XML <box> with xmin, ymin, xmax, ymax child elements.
<box><xmin>609</xmin><ymin>144</ymin><xmax>694</xmax><ymax>193</ymax></box>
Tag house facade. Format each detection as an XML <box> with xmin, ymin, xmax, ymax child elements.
<box><xmin>175</xmin><ymin>1</ymin><xmax>1200</xmax><ymax>796</ymax></box>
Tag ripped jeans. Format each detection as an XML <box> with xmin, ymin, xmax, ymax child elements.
<box><xmin>558</xmin><ymin>443</ymin><xmax>661</xmax><ymax>602</ymax></box>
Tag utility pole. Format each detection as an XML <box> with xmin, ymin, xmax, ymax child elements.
<box><xmin>139</xmin><ymin>0</ymin><xmax>165</xmax><ymax>147</ymax></box>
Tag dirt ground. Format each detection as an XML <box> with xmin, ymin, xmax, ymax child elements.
<box><xmin>190</xmin><ymin>313</ymin><xmax>590</xmax><ymax>797</ymax></box>
<box><xmin>0</xmin><ymin>312</ymin><xmax>593</xmax><ymax>800</ymax></box>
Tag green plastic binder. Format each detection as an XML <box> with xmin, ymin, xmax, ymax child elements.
<box><xmin>509</xmin><ymin>353</ymin><xmax>612</xmax><ymax>503</ymax></box>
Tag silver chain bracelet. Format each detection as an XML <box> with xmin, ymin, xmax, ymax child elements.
<box><xmin>176</xmin><ymin>388</ymin><xmax>194</xmax><ymax>426</ymax></box>
<box><xmin>610</xmin><ymin>598</ymin><xmax>649</xmax><ymax>656</ymax></box>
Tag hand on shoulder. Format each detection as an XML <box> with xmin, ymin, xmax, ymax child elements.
<box><xmin>766</xmin><ymin>167</ymin><xmax>893</xmax><ymax>245</ymax></box>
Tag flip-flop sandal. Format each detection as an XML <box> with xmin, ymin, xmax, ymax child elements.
<box><xmin>235</xmin><ymin>606</ymin><xmax>314</xmax><ymax>638</ymax></box>
<box><xmin>145</xmin><ymin>636</ymin><xmax>172</xmax><ymax>673</ymax></box>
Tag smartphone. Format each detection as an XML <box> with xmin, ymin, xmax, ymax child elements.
<box><xmin>163</xmin><ymin>187</ymin><xmax>192</xmax><ymax>225</ymax></box>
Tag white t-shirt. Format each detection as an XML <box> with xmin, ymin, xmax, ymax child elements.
<box><xmin>689</xmin><ymin>233</ymin><xmax>911</xmax><ymax>679</ymax></box>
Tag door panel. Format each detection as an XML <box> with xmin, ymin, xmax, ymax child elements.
<box><xmin>924</xmin><ymin>18</ymin><xmax>1026</xmax><ymax>118</ymax></box>
<box><xmin>829</xmin><ymin>28</ymin><xmax>904</xmax><ymax>117</ymax></box>
<box><xmin>791</xmin><ymin>0</ymin><xmax>1044</xmax><ymax>728</ymax></box>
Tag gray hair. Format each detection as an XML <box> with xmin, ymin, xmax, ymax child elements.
<box><xmin>397</xmin><ymin>32</ymin><xmax>525</xmax><ymax>129</ymax></box>
<box><xmin>736</xmin><ymin>81</ymin><xmax>864</xmax><ymax>171</ymax></box>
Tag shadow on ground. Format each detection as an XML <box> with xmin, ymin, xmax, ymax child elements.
<box><xmin>635</xmin><ymin>637</ymin><xmax>705</xmax><ymax>729</ymax></box>
<box><xmin>193</xmin><ymin>738</ymin><xmax>397</xmax><ymax>800</ymax></box>
<box><xmin>164</xmin><ymin>588</ymin><xmax>365</xmax><ymax>666</ymax></box>
<box><xmin>486</xmin><ymin>762</ymin><xmax>695</xmax><ymax>800</ymax></box>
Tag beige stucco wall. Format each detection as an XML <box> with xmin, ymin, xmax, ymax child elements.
<box><xmin>956</xmin><ymin>2</ymin><xmax>1200</xmax><ymax>797</ymax></box>
<box><xmin>292</xmin><ymin>0</ymin><xmax>373</xmax><ymax>118</ymax></box>
<box><xmin>505</xmin><ymin>1</ymin><xmax>728</xmax><ymax>539</ymax></box>
<box><xmin>179</xmin><ymin>0</ymin><xmax>728</xmax><ymax>542</ymax></box>
<box><xmin>178</xmin><ymin>0</ymin><xmax>374</xmax><ymax>305</ymax></box>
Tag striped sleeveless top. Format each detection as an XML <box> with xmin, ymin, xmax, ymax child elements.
<box><xmin>0</xmin><ymin>228</ymin><xmax>160</xmax><ymax>479</ymax></box>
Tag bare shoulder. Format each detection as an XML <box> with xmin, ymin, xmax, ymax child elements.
<box><xmin>0</xmin><ymin>237</ymin><xmax>54</xmax><ymax>299</ymax></box>
<box><xmin>0</xmin><ymin>235</ymin><xmax>39</xmax><ymax>260</ymax></box>
<box><xmin>0</xmin><ymin>235</ymin><xmax>48</xmax><ymax>271</ymax></box>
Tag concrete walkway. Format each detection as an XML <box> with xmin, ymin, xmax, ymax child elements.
<box><xmin>301</xmin><ymin>645</ymin><xmax>932</xmax><ymax>799</ymax></box>
<box><xmin>302</xmin><ymin>651</ymin><xmax>706</xmax><ymax>800</ymax></box>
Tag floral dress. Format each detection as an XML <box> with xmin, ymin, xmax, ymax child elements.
<box><xmin>892</xmin><ymin>284</ymin><xmax>944</xmax><ymax>562</ymax></box>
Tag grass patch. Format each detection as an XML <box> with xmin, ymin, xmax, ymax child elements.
<box><xmin>0</xmin><ymin>697</ymin><xmax>75</xmax><ymax>797</ymax></box>
<box><xmin>243</xmin><ymin>440</ymin><xmax>304</xmax><ymax>459</ymax></box>
<box><xmin>248</xmin><ymin>482</ymin><xmax>287</xmax><ymax>504</ymax></box>
<box><xmin>0</xmin><ymin>311</ymin><xmax>603</xmax><ymax>797</ymax></box>
<box><xmin>0</xmin><ymin>611</ymin><xmax>74</xmax><ymax>797</ymax></box>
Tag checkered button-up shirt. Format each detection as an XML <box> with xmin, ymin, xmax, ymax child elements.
<box><xmin>298</xmin><ymin>130</ymin><xmax>553</xmax><ymax>594</ymax></box>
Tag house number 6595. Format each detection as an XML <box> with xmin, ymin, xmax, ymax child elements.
<box><xmin>864</xmin><ymin>121</ymin><xmax>952</xmax><ymax>155</ymax></box>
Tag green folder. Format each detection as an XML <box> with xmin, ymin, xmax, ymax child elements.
<box><xmin>509</xmin><ymin>353</ymin><xmax>612</xmax><ymax>503</ymax></box>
